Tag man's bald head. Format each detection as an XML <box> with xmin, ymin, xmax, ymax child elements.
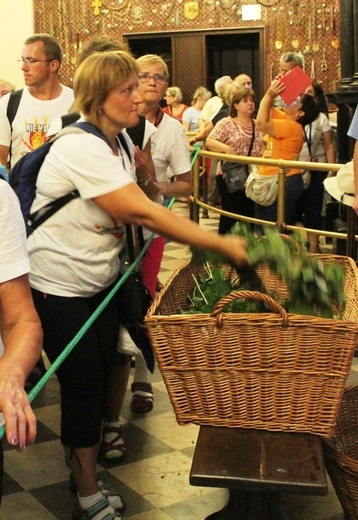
<box><xmin>234</xmin><ymin>74</ymin><xmax>253</xmax><ymax>90</ymax></box>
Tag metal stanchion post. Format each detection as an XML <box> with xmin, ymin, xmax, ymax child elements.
<box><xmin>346</xmin><ymin>207</ymin><xmax>357</xmax><ymax>260</ymax></box>
<box><xmin>276</xmin><ymin>166</ymin><xmax>286</xmax><ymax>233</ymax></box>
<box><xmin>201</xmin><ymin>160</ymin><xmax>209</xmax><ymax>219</ymax></box>
<box><xmin>190</xmin><ymin>149</ymin><xmax>201</xmax><ymax>224</ymax></box>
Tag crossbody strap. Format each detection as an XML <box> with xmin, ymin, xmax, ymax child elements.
<box><xmin>303</xmin><ymin>124</ymin><xmax>313</xmax><ymax>159</ymax></box>
<box><xmin>247</xmin><ymin>119</ymin><xmax>256</xmax><ymax>157</ymax></box>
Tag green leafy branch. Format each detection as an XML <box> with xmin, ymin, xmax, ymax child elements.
<box><xmin>186</xmin><ymin>222</ymin><xmax>346</xmax><ymax>318</ymax></box>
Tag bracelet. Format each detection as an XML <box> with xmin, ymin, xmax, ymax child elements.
<box><xmin>138</xmin><ymin>176</ymin><xmax>152</xmax><ymax>186</ymax></box>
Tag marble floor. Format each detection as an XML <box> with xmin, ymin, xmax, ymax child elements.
<box><xmin>2</xmin><ymin>202</ymin><xmax>358</xmax><ymax>519</ymax></box>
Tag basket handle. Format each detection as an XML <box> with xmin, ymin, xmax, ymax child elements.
<box><xmin>210</xmin><ymin>290</ymin><xmax>288</xmax><ymax>327</ymax></box>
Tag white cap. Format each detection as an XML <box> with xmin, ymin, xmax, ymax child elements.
<box><xmin>324</xmin><ymin>161</ymin><xmax>355</xmax><ymax>207</ymax></box>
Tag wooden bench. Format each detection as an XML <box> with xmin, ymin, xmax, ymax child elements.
<box><xmin>190</xmin><ymin>426</ymin><xmax>328</xmax><ymax>520</ymax></box>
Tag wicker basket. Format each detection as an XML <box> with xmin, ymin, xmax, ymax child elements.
<box><xmin>145</xmin><ymin>255</ymin><xmax>358</xmax><ymax>438</ymax></box>
<box><xmin>322</xmin><ymin>386</ymin><xmax>358</xmax><ymax>519</ymax></box>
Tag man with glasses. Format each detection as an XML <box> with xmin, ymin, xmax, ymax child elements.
<box><xmin>0</xmin><ymin>34</ymin><xmax>73</xmax><ymax>393</ymax></box>
<box><xmin>0</xmin><ymin>33</ymin><xmax>74</xmax><ymax>168</ymax></box>
<box><xmin>111</xmin><ymin>55</ymin><xmax>192</xmax><ymax>447</ymax></box>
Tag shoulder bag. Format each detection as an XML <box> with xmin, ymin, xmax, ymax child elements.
<box><xmin>245</xmin><ymin>166</ymin><xmax>278</xmax><ymax>206</ymax></box>
<box><xmin>221</xmin><ymin>119</ymin><xmax>255</xmax><ymax>193</ymax></box>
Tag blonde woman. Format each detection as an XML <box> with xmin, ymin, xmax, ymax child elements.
<box><xmin>162</xmin><ymin>85</ymin><xmax>188</xmax><ymax>122</ymax></box>
<box><xmin>27</xmin><ymin>50</ymin><xmax>247</xmax><ymax>519</ymax></box>
<box><xmin>182</xmin><ymin>86</ymin><xmax>211</xmax><ymax>133</ymax></box>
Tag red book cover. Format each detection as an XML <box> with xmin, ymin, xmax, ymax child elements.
<box><xmin>279</xmin><ymin>66</ymin><xmax>313</xmax><ymax>105</ymax></box>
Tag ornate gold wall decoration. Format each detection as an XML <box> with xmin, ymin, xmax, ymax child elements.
<box><xmin>34</xmin><ymin>0</ymin><xmax>341</xmax><ymax>93</ymax></box>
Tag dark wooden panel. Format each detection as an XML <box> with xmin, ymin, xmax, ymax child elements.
<box><xmin>172</xmin><ymin>34</ymin><xmax>206</xmax><ymax>106</ymax></box>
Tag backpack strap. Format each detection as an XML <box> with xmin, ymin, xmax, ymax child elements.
<box><xmin>126</xmin><ymin>114</ymin><xmax>146</xmax><ymax>149</ymax></box>
<box><xmin>118</xmin><ymin>132</ymin><xmax>131</xmax><ymax>160</ymax></box>
<box><xmin>6</xmin><ymin>89</ymin><xmax>24</xmax><ymax>163</ymax></box>
<box><xmin>30</xmin><ymin>189</ymin><xmax>80</xmax><ymax>232</ymax></box>
<box><xmin>6</xmin><ymin>89</ymin><xmax>23</xmax><ymax>129</ymax></box>
<box><xmin>61</xmin><ymin>112</ymin><xmax>81</xmax><ymax>128</ymax></box>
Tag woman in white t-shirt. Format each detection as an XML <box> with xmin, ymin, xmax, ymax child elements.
<box><xmin>296</xmin><ymin>82</ymin><xmax>336</xmax><ymax>252</ymax></box>
<box><xmin>27</xmin><ymin>50</ymin><xmax>247</xmax><ymax>520</ymax></box>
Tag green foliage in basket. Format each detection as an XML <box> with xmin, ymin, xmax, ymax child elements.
<box><xmin>186</xmin><ymin>222</ymin><xmax>346</xmax><ymax>318</ymax></box>
<box><xmin>183</xmin><ymin>263</ymin><xmax>268</xmax><ymax>314</ymax></box>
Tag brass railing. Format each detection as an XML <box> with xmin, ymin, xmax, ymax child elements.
<box><xmin>188</xmin><ymin>145</ymin><xmax>357</xmax><ymax>260</ymax></box>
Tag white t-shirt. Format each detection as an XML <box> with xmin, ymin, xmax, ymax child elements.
<box><xmin>0</xmin><ymin>181</ymin><xmax>31</xmax><ymax>358</ymax></box>
<box><xmin>0</xmin><ymin>86</ymin><xmax>74</xmax><ymax>167</ymax></box>
<box><xmin>142</xmin><ymin>113</ymin><xmax>191</xmax><ymax>240</ymax></box>
<box><xmin>151</xmin><ymin>113</ymin><xmax>191</xmax><ymax>184</ymax></box>
<box><xmin>348</xmin><ymin>107</ymin><xmax>358</xmax><ymax>140</ymax></box>
<box><xmin>199</xmin><ymin>96</ymin><xmax>223</xmax><ymax>122</ymax></box>
<box><xmin>299</xmin><ymin>112</ymin><xmax>332</xmax><ymax>163</ymax></box>
<box><xmin>27</xmin><ymin>130</ymin><xmax>136</xmax><ymax>298</ymax></box>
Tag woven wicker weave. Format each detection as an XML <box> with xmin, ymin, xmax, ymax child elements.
<box><xmin>323</xmin><ymin>386</ymin><xmax>358</xmax><ymax>519</ymax></box>
<box><xmin>145</xmin><ymin>255</ymin><xmax>358</xmax><ymax>438</ymax></box>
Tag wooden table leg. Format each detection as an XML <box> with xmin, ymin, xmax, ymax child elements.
<box><xmin>205</xmin><ymin>489</ymin><xmax>291</xmax><ymax>520</ymax></box>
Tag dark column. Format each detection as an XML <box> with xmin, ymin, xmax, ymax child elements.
<box><xmin>338</xmin><ymin>0</ymin><xmax>358</xmax><ymax>88</ymax></box>
<box><xmin>327</xmin><ymin>0</ymin><xmax>358</xmax><ymax>163</ymax></box>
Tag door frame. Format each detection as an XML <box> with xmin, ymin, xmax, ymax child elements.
<box><xmin>123</xmin><ymin>26</ymin><xmax>267</xmax><ymax>97</ymax></box>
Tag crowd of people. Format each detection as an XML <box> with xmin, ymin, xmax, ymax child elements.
<box><xmin>0</xmin><ymin>33</ymin><xmax>356</xmax><ymax>520</ymax></box>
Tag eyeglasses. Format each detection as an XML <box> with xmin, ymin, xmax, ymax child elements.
<box><xmin>138</xmin><ymin>72</ymin><xmax>169</xmax><ymax>85</ymax></box>
<box><xmin>18</xmin><ymin>57</ymin><xmax>52</xmax><ymax>65</ymax></box>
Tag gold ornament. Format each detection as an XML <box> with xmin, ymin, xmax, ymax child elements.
<box><xmin>92</xmin><ymin>0</ymin><xmax>102</xmax><ymax>15</ymax></box>
<box><xmin>184</xmin><ymin>1</ymin><xmax>199</xmax><ymax>20</ymax></box>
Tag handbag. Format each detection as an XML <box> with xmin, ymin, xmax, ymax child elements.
<box><xmin>245</xmin><ymin>166</ymin><xmax>279</xmax><ymax>206</ymax></box>
<box><xmin>116</xmin><ymin>224</ymin><xmax>154</xmax><ymax>372</ymax></box>
<box><xmin>221</xmin><ymin>120</ymin><xmax>256</xmax><ymax>193</ymax></box>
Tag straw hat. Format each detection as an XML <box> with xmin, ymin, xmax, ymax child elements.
<box><xmin>324</xmin><ymin>161</ymin><xmax>355</xmax><ymax>206</ymax></box>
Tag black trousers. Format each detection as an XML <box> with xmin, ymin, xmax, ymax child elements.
<box><xmin>32</xmin><ymin>281</ymin><xmax>121</xmax><ymax>448</ymax></box>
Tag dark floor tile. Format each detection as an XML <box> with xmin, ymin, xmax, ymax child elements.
<box><xmin>2</xmin><ymin>472</ymin><xmax>24</xmax><ymax>497</ymax></box>
<box><xmin>3</xmin><ymin>420</ymin><xmax>59</xmax><ymax>453</ymax></box>
<box><xmin>29</xmin><ymin>479</ymin><xmax>73</xmax><ymax>520</ymax></box>
<box><xmin>99</xmin><ymin>422</ymin><xmax>173</xmax><ymax>469</ymax></box>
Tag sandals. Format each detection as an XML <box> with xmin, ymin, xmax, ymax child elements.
<box><xmin>130</xmin><ymin>382</ymin><xmax>154</xmax><ymax>413</ymax></box>
<box><xmin>100</xmin><ymin>425</ymin><xmax>127</xmax><ymax>463</ymax></box>
<box><xmin>72</xmin><ymin>496</ymin><xmax>126</xmax><ymax>520</ymax></box>
<box><xmin>69</xmin><ymin>474</ymin><xmax>126</xmax><ymax>514</ymax></box>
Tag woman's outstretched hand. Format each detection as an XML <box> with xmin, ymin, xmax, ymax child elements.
<box><xmin>0</xmin><ymin>373</ymin><xmax>37</xmax><ymax>451</ymax></box>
